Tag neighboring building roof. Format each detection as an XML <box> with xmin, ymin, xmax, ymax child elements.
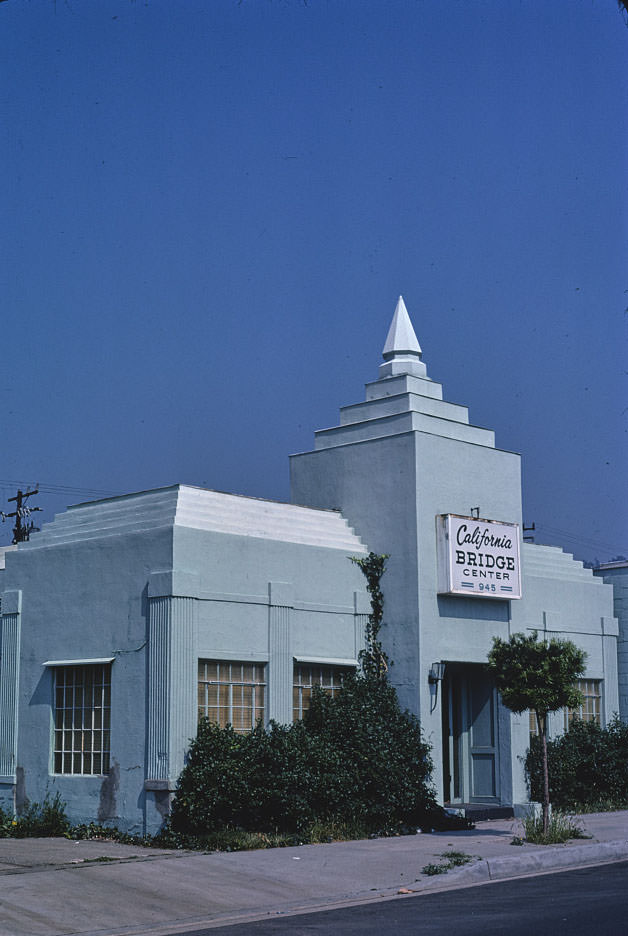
<box><xmin>595</xmin><ymin>560</ymin><xmax>628</xmax><ymax>571</ymax></box>
<box><xmin>13</xmin><ymin>485</ymin><xmax>368</xmax><ymax>553</ymax></box>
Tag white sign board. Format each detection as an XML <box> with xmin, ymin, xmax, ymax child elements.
<box><xmin>437</xmin><ymin>514</ymin><xmax>522</xmax><ymax>599</ymax></box>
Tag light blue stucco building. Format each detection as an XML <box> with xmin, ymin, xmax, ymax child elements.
<box><xmin>594</xmin><ymin>560</ymin><xmax>628</xmax><ymax>723</ymax></box>
<box><xmin>0</xmin><ymin>298</ymin><xmax>620</xmax><ymax>832</ymax></box>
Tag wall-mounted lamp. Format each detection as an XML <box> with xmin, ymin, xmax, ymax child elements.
<box><xmin>428</xmin><ymin>662</ymin><xmax>446</xmax><ymax>684</ymax></box>
<box><xmin>428</xmin><ymin>662</ymin><xmax>446</xmax><ymax>713</ymax></box>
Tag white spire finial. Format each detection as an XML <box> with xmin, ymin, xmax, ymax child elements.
<box><xmin>379</xmin><ymin>296</ymin><xmax>427</xmax><ymax>379</ymax></box>
<box><xmin>383</xmin><ymin>296</ymin><xmax>422</xmax><ymax>359</ymax></box>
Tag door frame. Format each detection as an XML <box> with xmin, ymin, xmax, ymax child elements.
<box><xmin>442</xmin><ymin>663</ymin><xmax>501</xmax><ymax>805</ymax></box>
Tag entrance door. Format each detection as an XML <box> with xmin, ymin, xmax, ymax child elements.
<box><xmin>442</xmin><ymin>665</ymin><xmax>500</xmax><ymax>804</ymax></box>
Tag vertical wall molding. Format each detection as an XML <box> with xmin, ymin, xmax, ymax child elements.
<box><xmin>353</xmin><ymin>615</ymin><xmax>368</xmax><ymax>664</ymax></box>
<box><xmin>354</xmin><ymin>590</ymin><xmax>370</xmax><ymax>666</ymax></box>
<box><xmin>601</xmin><ymin>616</ymin><xmax>619</xmax><ymax>724</ymax></box>
<box><xmin>542</xmin><ymin>611</ymin><xmax>560</xmax><ymax>633</ymax></box>
<box><xmin>267</xmin><ymin>583</ymin><xmax>293</xmax><ymax>725</ymax></box>
<box><xmin>146</xmin><ymin>594</ymin><xmax>197</xmax><ymax>785</ymax></box>
<box><xmin>0</xmin><ymin>590</ymin><xmax>22</xmax><ymax>781</ymax></box>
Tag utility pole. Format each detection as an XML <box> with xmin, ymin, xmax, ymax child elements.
<box><xmin>1</xmin><ymin>487</ymin><xmax>42</xmax><ymax>544</ymax></box>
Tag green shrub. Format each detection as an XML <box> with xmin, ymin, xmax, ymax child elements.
<box><xmin>170</xmin><ymin>672</ymin><xmax>436</xmax><ymax>839</ymax></box>
<box><xmin>302</xmin><ymin>672</ymin><xmax>436</xmax><ymax>831</ymax></box>
<box><xmin>526</xmin><ymin>716</ymin><xmax>628</xmax><ymax>811</ymax></box>
<box><xmin>170</xmin><ymin>719</ymin><xmax>320</xmax><ymax>835</ymax></box>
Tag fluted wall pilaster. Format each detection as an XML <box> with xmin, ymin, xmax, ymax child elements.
<box><xmin>146</xmin><ymin>594</ymin><xmax>196</xmax><ymax>786</ymax></box>
<box><xmin>267</xmin><ymin>583</ymin><xmax>293</xmax><ymax>724</ymax></box>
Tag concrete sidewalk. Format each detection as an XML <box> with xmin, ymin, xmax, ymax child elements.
<box><xmin>0</xmin><ymin>811</ymin><xmax>627</xmax><ymax>936</ymax></box>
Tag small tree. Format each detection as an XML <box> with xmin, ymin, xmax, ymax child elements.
<box><xmin>487</xmin><ymin>631</ymin><xmax>586</xmax><ymax>834</ymax></box>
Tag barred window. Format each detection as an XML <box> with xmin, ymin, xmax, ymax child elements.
<box><xmin>198</xmin><ymin>660</ymin><xmax>265</xmax><ymax>732</ymax></box>
<box><xmin>529</xmin><ymin>710</ymin><xmax>539</xmax><ymax>739</ymax></box>
<box><xmin>54</xmin><ymin>664</ymin><xmax>111</xmax><ymax>775</ymax></box>
<box><xmin>565</xmin><ymin>679</ymin><xmax>601</xmax><ymax>731</ymax></box>
<box><xmin>293</xmin><ymin>663</ymin><xmax>352</xmax><ymax>721</ymax></box>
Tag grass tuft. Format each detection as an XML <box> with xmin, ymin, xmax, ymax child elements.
<box><xmin>522</xmin><ymin>811</ymin><xmax>590</xmax><ymax>845</ymax></box>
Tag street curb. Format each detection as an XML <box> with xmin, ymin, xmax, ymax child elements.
<box><xmin>433</xmin><ymin>839</ymin><xmax>628</xmax><ymax>889</ymax></box>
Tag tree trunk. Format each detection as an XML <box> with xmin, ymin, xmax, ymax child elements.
<box><xmin>538</xmin><ymin>711</ymin><xmax>550</xmax><ymax>836</ymax></box>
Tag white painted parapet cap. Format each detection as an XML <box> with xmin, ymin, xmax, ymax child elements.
<box><xmin>379</xmin><ymin>295</ymin><xmax>427</xmax><ymax>379</ymax></box>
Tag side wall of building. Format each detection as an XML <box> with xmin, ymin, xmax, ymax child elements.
<box><xmin>0</xmin><ymin>527</ymin><xmax>173</xmax><ymax>835</ymax></box>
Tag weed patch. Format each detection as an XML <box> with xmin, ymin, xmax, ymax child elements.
<box><xmin>0</xmin><ymin>794</ymin><xmax>70</xmax><ymax>838</ymax></box>
<box><xmin>422</xmin><ymin>850</ymin><xmax>476</xmax><ymax>876</ymax></box>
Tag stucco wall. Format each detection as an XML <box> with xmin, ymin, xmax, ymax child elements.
<box><xmin>0</xmin><ymin>526</ymin><xmax>173</xmax><ymax>834</ymax></box>
<box><xmin>291</xmin><ymin>432</ymin><xmax>421</xmax><ymax>714</ymax></box>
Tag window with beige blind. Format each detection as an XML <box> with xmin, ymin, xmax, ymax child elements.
<box><xmin>293</xmin><ymin>663</ymin><xmax>352</xmax><ymax>721</ymax></box>
<box><xmin>528</xmin><ymin>679</ymin><xmax>602</xmax><ymax>742</ymax></box>
<box><xmin>197</xmin><ymin>660</ymin><xmax>265</xmax><ymax>732</ymax></box>
<box><xmin>564</xmin><ymin>679</ymin><xmax>601</xmax><ymax>731</ymax></box>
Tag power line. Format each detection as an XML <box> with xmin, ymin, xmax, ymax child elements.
<box><xmin>534</xmin><ymin>524</ymin><xmax>627</xmax><ymax>558</ymax></box>
<box><xmin>0</xmin><ymin>479</ymin><xmax>121</xmax><ymax>498</ymax></box>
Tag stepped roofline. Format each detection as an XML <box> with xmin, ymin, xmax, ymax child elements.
<box><xmin>11</xmin><ymin>485</ymin><xmax>368</xmax><ymax>553</ymax></box>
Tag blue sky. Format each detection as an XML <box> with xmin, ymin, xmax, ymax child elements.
<box><xmin>1</xmin><ymin>0</ymin><xmax>626</xmax><ymax>562</ymax></box>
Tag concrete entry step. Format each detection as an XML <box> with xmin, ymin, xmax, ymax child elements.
<box><xmin>446</xmin><ymin>804</ymin><xmax>515</xmax><ymax>822</ymax></box>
